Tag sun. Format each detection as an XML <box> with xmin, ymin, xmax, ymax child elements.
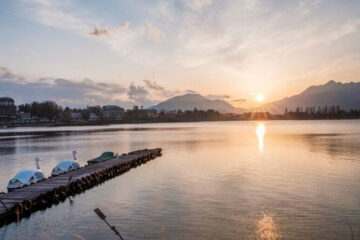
<box><xmin>256</xmin><ymin>94</ymin><xmax>264</xmax><ymax>102</ymax></box>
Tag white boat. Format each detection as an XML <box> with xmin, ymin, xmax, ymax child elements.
<box><xmin>8</xmin><ymin>157</ymin><xmax>45</xmax><ymax>191</ymax></box>
<box><xmin>51</xmin><ymin>150</ymin><xmax>80</xmax><ymax>176</ymax></box>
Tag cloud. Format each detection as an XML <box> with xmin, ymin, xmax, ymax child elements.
<box><xmin>232</xmin><ymin>99</ymin><xmax>247</xmax><ymax>103</ymax></box>
<box><xmin>89</xmin><ymin>23</ymin><xmax>130</xmax><ymax>37</ymax></box>
<box><xmin>19</xmin><ymin>0</ymin><xmax>359</xmax><ymax>71</ymax></box>
<box><xmin>0</xmin><ymin>66</ymin><xmax>23</xmax><ymax>82</ymax></box>
<box><xmin>0</xmin><ymin>65</ymin><xmax>245</xmax><ymax>108</ymax></box>
<box><xmin>185</xmin><ymin>0</ymin><xmax>213</xmax><ymax>12</ymax></box>
<box><xmin>17</xmin><ymin>0</ymin><xmax>165</xmax><ymax>63</ymax></box>
<box><xmin>1</xmin><ymin>66</ymin><xmax>185</xmax><ymax>108</ymax></box>
<box><xmin>11</xmin><ymin>47</ymin><xmax>37</xmax><ymax>56</ymax></box>
<box><xmin>127</xmin><ymin>83</ymin><xmax>149</xmax><ymax>101</ymax></box>
<box><xmin>206</xmin><ymin>94</ymin><xmax>248</xmax><ymax>105</ymax></box>
<box><xmin>0</xmin><ymin>66</ymin><xmax>131</xmax><ymax>107</ymax></box>
<box><xmin>206</xmin><ymin>94</ymin><xmax>231</xmax><ymax>100</ymax></box>
<box><xmin>151</xmin><ymin>0</ymin><xmax>360</xmax><ymax>89</ymax></box>
<box><xmin>18</xmin><ymin>0</ymin><xmax>90</xmax><ymax>33</ymax></box>
<box><xmin>143</xmin><ymin>79</ymin><xmax>164</xmax><ymax>91</ymax></box>
<box><xmin>89</xmin><ymin>26</ymin><xmax>118</xmax><ymax>37</ymax></box>
<box><xmin>121</xmin><ymin>22</ymin><xmax>131</xmax><ymax>29</ymax></box>
<box><xmin>143</xmin><ymin>22</ymin><xmax>165</xmax><ymax>43</ymax></box>
<box><xmin>143</xmin><ymin>79</ymin><xmax>185</xmax><ymax>99</ymax></box>
<box><xmin>185</xmin><ymin>89</ymin><xmax>198</xmax><ymax>94</ymax></box>
<box><xmin>297</xmin><ymin>0</ymin><xmax>323</xmax><ymax>16</ymax></box>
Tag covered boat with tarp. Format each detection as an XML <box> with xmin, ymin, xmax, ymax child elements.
<box><xmin>87</xmin><ymin>152</ymin><xmax>118</xmax><ymax>165</ymax></box>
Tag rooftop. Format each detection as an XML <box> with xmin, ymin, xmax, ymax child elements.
<box><xmin>102</xmin><ymin>105</ymin><xmax>124</xmax><ymax>110</ymax></box>
<box><xmin>0</xmin><ymin>97</ymin><xmax>14</xmax><ymax>101</ymax></box>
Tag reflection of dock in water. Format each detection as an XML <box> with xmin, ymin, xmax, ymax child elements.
<box><xmin>0</xmin><ymin>148</ymin><xmax>162</xmax><ymax>227</ymax></box>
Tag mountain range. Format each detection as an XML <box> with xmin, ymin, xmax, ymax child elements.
<box><xmin>150</xmin><ymin>80</ymin><xmax>360</xmax><ymax>114</ymax></box>
<box><xmin>259</xmin><ymin>80</ymin><xmax>360</xmax><ymax>113</ymax></box>
<box><xmin>150</xmin><ymin>94</ymin><xmax>245</xmax><ymax>113</ymax></box>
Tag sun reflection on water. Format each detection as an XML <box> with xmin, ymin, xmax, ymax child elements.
<box><xmin>256</xmin><ymin>214</ymin><xmax>280</xmax><ymax>240</ymax></box>
<box><xmin>256</xmin><ymin>123</ymin><xmax>266</xmax><ymax>153</ymax></box>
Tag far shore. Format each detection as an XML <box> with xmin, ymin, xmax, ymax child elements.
<box><xmin>1</xmin><ymin>117</ymin><xmax>360</xmax><ymax>130</ymax></box>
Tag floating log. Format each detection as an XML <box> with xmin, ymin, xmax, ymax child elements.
<box><xmin>0</xmin><ymin>148</ymin><xmax>162</xmax><ymax>227</ymax></box>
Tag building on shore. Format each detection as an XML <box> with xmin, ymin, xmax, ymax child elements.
<box><xmin>102</xmin><ymin>105</ymin><xmax>125</xmax><ymax>121</ymax></box>
<box><xmin>144</xmin><ymin>109</ymin><xmax>158</xmax><ymax>119</ymax></box>
<box><xmin>0</xmin><ymin>97</ymin><xmax>16</xmax><ymax>121</ymax></box>
<box><xmin>70</xmin><ymin>112</ymin><xmax>82</xmax><ymax>121</ymax></box>
<box><xmin>89</xmin><ymin>113</ymin><xmax>99</xmax><ymax>122</ymax></box>
<box><xmin>18</xmin><ymin>112</ymin><xmax>32</xmax><ymax>123</ymax></box>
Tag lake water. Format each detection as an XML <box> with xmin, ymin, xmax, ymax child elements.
<box><xmin>0</xmin><ymin>120</ymin><xmax>360</xmax><ymax>240</ymax></box>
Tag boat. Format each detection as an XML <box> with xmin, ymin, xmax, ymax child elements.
<box><xmin>87</xmin><ymin>152</ymin><xmax>118</xmax><ymax>165</ymax></box>
<box><xmin>7</xmin><ymin>157</ymin><xmax>45</xmax><ymax>191</ymax></box>
<box><xmin>51</xmin><ymin>150</ymin><xmax>80</xmax><ymax>176</ymax></box>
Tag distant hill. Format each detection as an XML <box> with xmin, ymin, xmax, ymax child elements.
<box><xmin>150</xmin><ymin>94</ymin><xmax>245</xmax><ymax>113</ymax></box>
<box><xmin>259</xmin><ymin>80</ymin><xmax>360</xmax><ymax>113</ymax></box>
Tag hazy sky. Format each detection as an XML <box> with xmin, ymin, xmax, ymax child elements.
<box><xmin>1</xmin><ymin>0</ymin><xmax>360</xmax><ymax>108</ymax></box>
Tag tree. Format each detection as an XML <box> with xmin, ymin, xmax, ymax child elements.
<box><xmin>81</xmin><ymin>109</ymin><xmax>90</xmax><ymax>121</ymax></box>
<box><xmin>21</xmin><ymin>101</ymin><xmax>63</xmax><ymax>121</ymax></box>
<box><xmin>63</xmin><ymin>107</ymin><xmax>71</xmax><ymax>122</ymax></box>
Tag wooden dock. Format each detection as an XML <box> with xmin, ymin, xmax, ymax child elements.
<box><xmin>0</xmin><ymin>148</ymin><xmax>162</xmax><ymax>227</ymax></box>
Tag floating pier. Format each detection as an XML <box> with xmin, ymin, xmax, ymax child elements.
<box><xmin>0</xmin><ymin>148</ymin><xmax>162</xmax><ymax>227</ymax></box>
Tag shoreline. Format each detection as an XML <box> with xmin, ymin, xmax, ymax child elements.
<box><xmin>1</xmin><ymin>117</ymin><xmax>360</xmax><ymax>129</ymax></box>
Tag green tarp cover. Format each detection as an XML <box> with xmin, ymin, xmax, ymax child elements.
<box><xmin>87</xmin><ymin>152</ymin><xmax>116</xmax><ymax>164</ymax></box>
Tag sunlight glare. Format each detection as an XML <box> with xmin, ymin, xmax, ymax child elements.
<box><xmin>256</xmin><ymin>123</ymin><xmax>266</xmax><ymax>153</ymax></box>
<box><xmin>256</xmin><ymin>214</ymin><xmax>280</xmax><ymax>240</ymax></box>
<box><xmin>256</xmin><ymin>94</ymin><xmax>265</xmax><ymax>102</ymax></box>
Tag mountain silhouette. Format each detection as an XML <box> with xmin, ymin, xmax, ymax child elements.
<box><xmin>150</xmin><ymin>94</ymin><xmax>245</xmax><ymax>113</ymax></box>
<box><xmin>259</xmin><ymin>80</ymin><xmax>360</xmax><ymax>113</ymax></box>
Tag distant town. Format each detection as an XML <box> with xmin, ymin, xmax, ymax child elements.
<box><xmin>1</xmin><ymin>97</ymin><xmax>360</xmax><ymax>127</ymax></box>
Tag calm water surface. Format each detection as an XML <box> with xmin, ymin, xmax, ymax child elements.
<box><xmin>0</xmin><ymin>120</ymin><xmax>360</xmax><ymax>240</ymax></box>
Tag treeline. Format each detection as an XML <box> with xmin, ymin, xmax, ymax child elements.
<box><xmin>18</xmin><ymin>101</ymin><xmax>103</xmax><ymax>122</ymax></box>
<box><xmin>167</xmin><ymin>109</ymin><xmax>223</xmax><ymax>121</ymax></box>
<box><xmin>15</xmin><ymin>100</ymin><xmax>360</xmax><ymax>124</ymax></box>
<box><xmin>284</xmin><ymin>105</ymin><xmax>360</xmax><ymax>119</ymax></box>
<box><xmin>18</xmin><ymin>101</ymin><xmax>63</xmax><ymax>121</ymax></box>
<box><xmin>122</xmin><ymin>108</ymin><xmax>224</xmax><ymax>122</ymax></box>
<box><xmin>17</xmin><ymin>101</ymin><xmax>225</xmax><ymax>123</ymax></box>
<box><xmin>62</xmin><ymin>106</ymin><xmax>102</xmax><ymax>122</ymax></box>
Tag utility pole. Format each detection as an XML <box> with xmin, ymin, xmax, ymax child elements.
<box><xmin>94</xmin><ymin>208</ymin><xmax>125</xmax><ymax>240</ymax></box>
